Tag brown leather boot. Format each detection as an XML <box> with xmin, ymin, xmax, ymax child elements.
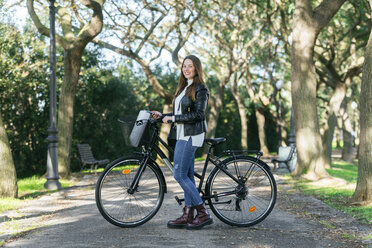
<box><xmin>186</xmin><ymin>204</ymin><xmax>213</xmax><ymax>230</ymax></box>
<box><xmin>167</xmin><ymin>206</ymin><xmax>194</xmax><ymax>228</ymax></box>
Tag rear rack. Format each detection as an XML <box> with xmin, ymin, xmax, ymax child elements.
<box><xmin>219</xmin><ymin>150</ymin><xmax>263</xmax><ymax>160</ymax></box>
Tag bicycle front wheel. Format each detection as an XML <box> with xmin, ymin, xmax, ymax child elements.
<box><xmin>206</xmin><ymin>155</ymin><xmax>277</xmax><ymax>227</ymax></box>
<box><xmin>95</xmin><ymin>157</ymin><xmax>165</xmax><ymax>227</ymax></box>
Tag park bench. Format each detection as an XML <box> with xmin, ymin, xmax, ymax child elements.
<box><xmin>271</xmin><ymin>145</ymin><xmax>296</xmax><ymax>172</ymax></box>
<box><xmin>77</xmin><ymin>144</ymin><xmax>109</xmax><ymax>172</ymax></box>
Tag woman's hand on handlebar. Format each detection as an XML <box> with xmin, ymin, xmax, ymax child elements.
<box><xmin>150</xmin><ymin>111</ymin><xmax>172</xmax><ymax>124</ymax></box>
<box><xmin>151</xmin><ymin>111</ymin><xmax>162</xmax><ymax>119</ymax></box>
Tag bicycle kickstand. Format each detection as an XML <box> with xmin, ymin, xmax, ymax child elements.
<box><xmin>174</xmin><ymin>196</ymin><xmax>184</xmax><ymax>206</ymax></box>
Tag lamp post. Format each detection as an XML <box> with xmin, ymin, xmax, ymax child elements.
<box><xmin>44</xmin><ymin>0</ymin><xmax>61</xmax><ymax>190</ymax></box>
<box><xmin>275</xmin><ymin>80</ymin><xmax>284</xmax><ymax>150</ymax></box>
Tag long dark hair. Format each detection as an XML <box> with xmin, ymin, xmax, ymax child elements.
<box><xmin>175</xmin><ymin>55</ymin><xmax>206</xmax><ymax>102</ymax></box>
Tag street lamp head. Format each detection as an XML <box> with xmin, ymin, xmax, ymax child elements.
<box><xmin>275</xmin><ymin>80</ymin><xmax>284</xmax><ymax>90</ymax></box>
<box><xmin>351</xmin><ymin>101</ymin><xmax>358</xmax><ymax>110</ymax></box>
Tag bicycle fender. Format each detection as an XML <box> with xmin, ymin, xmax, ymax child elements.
<box><xmin>230</xmin><ymin>155</ymin><xmax>272</xmax><ymax>171</ymax></box>
<box><xmin>205</xmin><ymin>167</ymin><xmax>218</xmax><ymax>188</ymax></box>
<box><xmin>205</xmin><ymin>155</ymin><xmax>272</xmax><ymax>187</ymax></box>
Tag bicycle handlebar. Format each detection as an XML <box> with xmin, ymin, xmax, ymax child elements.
<box><xmin>149</xmin><ymin>111</ymin><xmax>172</xmax><ymax>124</ymax></box>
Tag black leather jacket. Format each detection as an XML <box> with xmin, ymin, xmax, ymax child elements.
<box><xmin>165</xmin><ymin>83</ymin><xmax>209</xmax><ymax>136</ymax></box>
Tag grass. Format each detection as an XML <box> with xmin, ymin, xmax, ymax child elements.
<box><xmin>288</xmin><ymin>160</ymin><xmax>372</xmax><ymax>225</ymax></box>
<box><xmin>0</xmin><ymin>175</ymin><xmax>77</xmax><ymax>212</ymax></box>
<box><xmin>319</xmin><ymin>220</ymin><xmax>336</xmax><ymax>229</ymax></box>
<box><xmin>326</xmin><ymin>162</ymin><xmax>358</xmax><ymax>183</ymax></box>
<box><xmin>195</xmin><ymin>157</ymin><xmax>205</xmax><ymax>162</ymax></box>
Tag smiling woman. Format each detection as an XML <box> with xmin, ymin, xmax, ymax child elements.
<box><xmin>151</xmin><ymin>55</ymin><xmax>212</xmax><ymax>230</ymax></box>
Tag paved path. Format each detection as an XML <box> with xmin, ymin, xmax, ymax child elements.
<box><xmin>1</xmin><ymin>168</ymin><xmax>371</xmax><ymax>248</ymax></box>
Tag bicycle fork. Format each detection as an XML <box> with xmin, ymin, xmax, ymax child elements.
<box><xmin>127</xmin><ymin>156</ymin><xmax>150</xmax><ymax>194</ymax></box>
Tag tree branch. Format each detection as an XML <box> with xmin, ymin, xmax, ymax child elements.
<box><xmin>92</xmin><ymin>38</ymin><xmax>172</xmax><ymax>102</ymax></box>
<box><xmin>26</xmin><ymin>0</ymin><xmax>68</xmax><ymax>48</ymax></box>
<box><xmin>76</xmin><ymin>0</ymin><xmax>104</xmax><ymax>44</ymax></box>
<box><xmin>313</xmin><ymin>0</ymin><xmax>346</xmax><ymax>31</ymax></box>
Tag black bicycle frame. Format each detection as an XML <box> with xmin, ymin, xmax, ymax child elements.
<box><xmin>127</xmin><ymin>119</ymin><xmax>252</xmax><ymax>201</ymax></box>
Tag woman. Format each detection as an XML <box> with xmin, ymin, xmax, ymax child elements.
<box><xmin>152</xmin><ymin>55</ymin><xmax>212</xmax><ymax>230</ymax></box>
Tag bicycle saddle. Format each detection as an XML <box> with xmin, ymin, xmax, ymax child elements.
<box><xmin>204</xmin><ymin>137</ymin><xmax>226</xmax><ymax>146</ymax></box>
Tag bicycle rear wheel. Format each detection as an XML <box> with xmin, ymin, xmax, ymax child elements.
<box><xmin>206</xmin><ymin>155</ymin><xmax>276</xmax><ymax>227</ymax></box>
<box><xmin>95</xmin><ymin>157</ymin><xmax>165</xmax><ymax>227</ymax></box>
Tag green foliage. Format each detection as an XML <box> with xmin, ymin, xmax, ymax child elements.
<box><xmin>71</xmin><ymin>57</ymin><xmax>176</xmax><ymax>171</ymax></box>
<box><xmin>213</xmin><ymin>87</ymin><xmax>243</xmax><ymax>155</ymax></box>
<box><xmin>315</xmin><ymin>0</ymin><xmax>369</xmax><ymax>122</ymax></box>
<box><xmin>72</xmin><ymin>59</ymin><xmax>140</xmax><ymax>170</ymax></box>
<box><xmin>0</xmin><ymin>22</ymin><xmax>51</xmax><ymax>177</ymax></box>
<box><xmin>210</xmin><ymin>86</ymin><xmax>277</xmax><ymax>156</ymax></box>
<box><xmin>1</xmin><ymin>0</ymin><xmax>368</xmax><ymax>187</ymax></box>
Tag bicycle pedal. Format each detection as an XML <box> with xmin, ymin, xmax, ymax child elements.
<box><xmin>174</xmin><ymin>196</ymin><xmax>183</xmax><ymax>205</ymax></box>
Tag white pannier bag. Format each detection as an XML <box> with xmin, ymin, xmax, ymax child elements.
<box><xmin>129</xmin><ymin>110</ymin><xmax>151</xmax><ymax>147</ymax></box>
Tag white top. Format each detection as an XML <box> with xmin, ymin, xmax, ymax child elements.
<box><xmin>172</xmin><ymin>79</ymin><xmax>205</xmax><ymax>147</ymax></box>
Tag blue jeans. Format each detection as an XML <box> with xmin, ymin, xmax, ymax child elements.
<box><xmin>173</xmin><ymin>138</ymin><xmax>203</xmax><ymax>207</ymax></box>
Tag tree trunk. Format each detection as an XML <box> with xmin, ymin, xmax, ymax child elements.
<box><xmin>58</xmin><ymin>48</ymin><xmax>83</xmax><ymax>177</ymax></box>
<box><xmin>342</xmin><ymin>123</ymin><xmax>354</xmax><ymax>162</ymax></box>
<box><xmin>321</xmin><ymin>82</ymin><xmax>346</xmax><ymax>168</ymax></box>
<box><xmin>232</xmin><ymin>78</ymin><xmax>248</xmax><ymax>150</ymax></box>
<box><xmin>291</xmin><ymin>15</ymin><xmax>326</xmax><ymax>179</ymax></box>
<box><xmin>255</xmin><ymin>109</ymin><xmax>269</xmax><ymax>155</ymax></box>
<box><xmin>340</xmin><ymin>99</ymin><xmax>354</xmax><ymax>163</ymax></box>
<box><xmin>206</xmin><ymin>87</ymin><xmax>224</xmax><ymax>139</ymax></box>
<box><xmin>244</xmin><ymin>69</ymin><xmax>270</xmax><ymax>153</ymax></box>
<box><xmin>0</xmin><ymin>112</ymin><xmax>18</xmax><ymax>198</ymax></box>
<box><xmin>235</xmin><ymin>97</ymin><xmax>248</xmax><ymax>150</ymax></box>
<box><xmin>351</xmin><ymin>1</ymin><xmax>372</xmax><ymax>204</ymax></box>
<box><xmin>291</xmin><ymin>0</ymin><xmax>345</xmax><ymax>179</ymax></box>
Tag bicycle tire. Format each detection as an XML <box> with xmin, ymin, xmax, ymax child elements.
<box><xmin>95</xmin><ymin>157</ymin><xmax>165</xmax><ymax>227</ymax></box>
<box><xmin>206</xmin><ymin>155</ymin><xmax>277</xmax><ymax>227</ymax></box>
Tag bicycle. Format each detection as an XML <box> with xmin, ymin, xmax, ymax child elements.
<box><xmin>95</xmin><ymin>110</ymin><xmax>277</xmax><ymax>228</ymax></box>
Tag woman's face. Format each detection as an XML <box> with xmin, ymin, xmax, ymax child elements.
<box><xmin>182</xmin><ymin>59</ymin><xmax>196</xmax><ymax>80</ymax></box>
